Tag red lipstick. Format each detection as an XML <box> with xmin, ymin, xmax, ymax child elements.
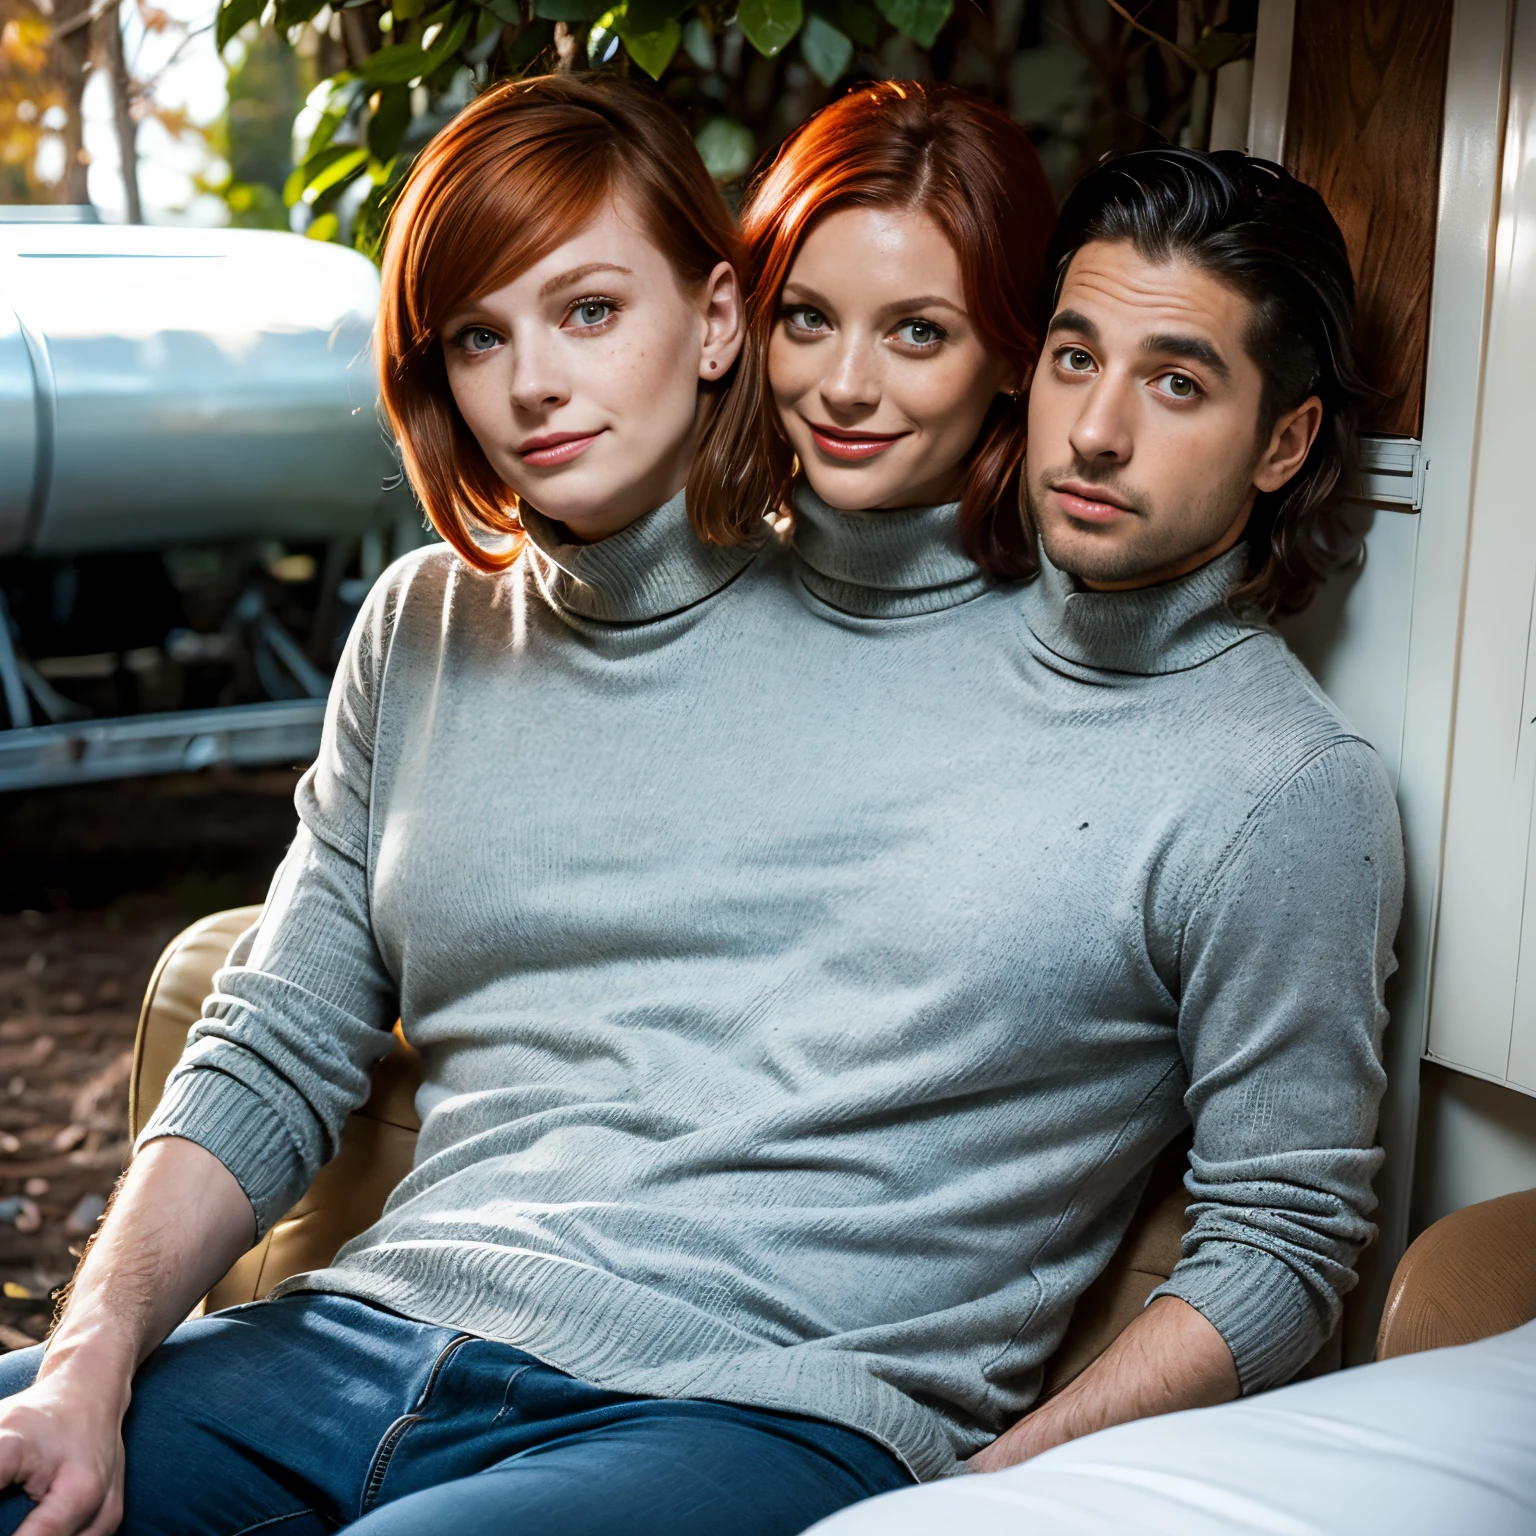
<box><xmin>806</xmin><ymin>421</ymin><xmax>908</xmax><ymax>463</ymax></box>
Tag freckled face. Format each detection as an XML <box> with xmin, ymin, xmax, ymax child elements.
<box><xmin>766</xmin><ymin>207</ymin><xmax>1016</xmax><ymax>512</ymax></box>
<box><xmin>1027</xmin><ymin>239</ymin><xmax>1321</xmax><ymax>590</ymax></box>
<box><xmin>440</xmin><ymin>198</ymin><xmax>741</xmax><ymax>542</ymax></box>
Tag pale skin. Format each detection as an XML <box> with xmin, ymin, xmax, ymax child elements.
<box><xmin>0</xmin><ymin>207</ymin><xmax>744</xmax><ymax>1536</ymax></box>
<box><xmin>1027</xmin><ymin>238</ymin><xmax>1323</xmax><ymax>591</ymax></box>
<box><xmin>441</xmin><ymin>196</ymin><xmax>743</xmax><ymax>542</ymax></box>
<box><xmin>767</xmin><ymin>206</ymin><xmax>1017</xmax><ymax>511</ymax></box>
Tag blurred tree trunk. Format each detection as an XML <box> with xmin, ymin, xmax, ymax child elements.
<box><xmin>52</xmin><ymin>0</ymin><xmax>92</xmax><ymax>204</ymax></box>
<box><xmin>101</xmin><ymin>0</ymin><xmax>141</xmax><ymax>222</ymax></box>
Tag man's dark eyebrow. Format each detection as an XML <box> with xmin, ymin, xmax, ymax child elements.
<box><xmin>1142</xmin><ymin>333</ymin><xmax>1231</xmax><ymax>382</ymax></box>
<box><xmin>1046</xmin><ymin>309</ymin><xmax>1098</xmax><ymax>341</ymax></box>
<box><xmin>537</xmin><ymin>262</ymin><xmax>633</xmax><ymax>299</ymax></box>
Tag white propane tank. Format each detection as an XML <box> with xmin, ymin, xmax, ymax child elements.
<box><xmin>0</xmin><ymin>221</ymin><xmax>395</xmax><ymax>556</ymax></box>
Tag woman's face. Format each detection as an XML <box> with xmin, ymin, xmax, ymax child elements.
<box><xmin>767</xmin><ymin>207</ymin><xmax>1016</xmax><ymax>512</ymax></box>
<box><xmin>441</xmin><ymin>199</ymin><xmax>742</xmax><ymax>542</ymax></box>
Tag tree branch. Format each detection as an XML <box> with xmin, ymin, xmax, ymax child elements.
<box><xmin>1101</xmin><ymin>0</ymin><xmax>1197</xmax><ymax>70</ymax></box>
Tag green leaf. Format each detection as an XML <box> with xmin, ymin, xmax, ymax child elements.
<box><xmin>215</xmin><ymin>0</ymin><xmax>265</xmax><ymax>51</ymax></box>
<box><xmin>874</xmin><ymin>0</ymin><xmax>948</xmax><ymax>48</ymax></box>
<box><xmin>361</xmin><ymin>11</ymin><xmax>472</xmax><ymax>83</ymax></box>
<box><xmin>274</xmin><ymin>0</ymin><xmax>328</xmax><ymax>30</ymax></box>
<box><xmin>694</xmin><ymin>116</ymin><xmax>754</xmax><ymax>182</ymax></box>
<box><xmin>306</xmin><ymin>212</ymin><xmax>341</xmax><ymax>242</ymax></box>
<box><xmin>477</xmin><ymin>0</ymin><xmax>522</xmax><ymax>17</ymax></box>
<box><xmin>355</xmin><ymin>165</ymin><xmax>409</xmax><ymax>261</ymax></box>
<box><xmin>302</xmin><ymin>146</ymin><xmax>370</xmax><ymax>204</ymax></box>
<box><xmin>622</xmin><ymin>17</ymin><xmax>680</xmax><ymax>77</ymax></box>
<box><xmin>834</xmin><ymin>0</ymin><xmax>878</xmax><ymax>47</ymax></box>
<box><xmin>284</xmin><ymin>142</ymin><xmax>353</xmax><ymax>205</ymax></box>
<box><xmin>587</xmin><ymin>10</ymin><xmax>621</xmax><ymax>64</ymax></box>
<box><xmin>532</xmin><ymin>0</ymin><xmax>609</xmax><ymax>19</ymax></box>
<box><xmin>737</xmin><ymin>0</ymin><xmax>802</xmax><ymax>56</ymax></box>
<box><xmin>302</xmin><ymin>83</ymin><xmax>360</xmax><ymax>161</ymax></box>
<box><xmin>285</xmin><ymin>143</ymin><xmax>370</xmax><ymax>206</ymax></box>
<box><xmin>367</xmin><ymin>84</ymin><xmax>412</xmax><ymax>161</ymax></box>
<box><xmin>621</xmin><ymin>0</ymin><xmax>687</xmax><ymax>34</ymax></box>
<box><xmin>505</xmin><ymin>15</ymin><xmax>553</xmax><ymax>64</ymax></box>
<box><xmin>1192</xmin><ymin>28</ymin><xmax>1251</xmax><ymax>75</ymax></box>
<box><xmin>682</xmin><ymin>15</ymin><xmax>715</xmax><ymax>67</ymax></box>
<box><xmin>799</xmin><ymin>12</ymin><xmax>851</xmax><ymax>84</ymax></box>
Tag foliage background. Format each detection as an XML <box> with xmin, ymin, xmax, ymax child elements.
<box><xmin>211</xmin><ymin>0</ymin><xmax>1255</xmax><ymax>255</ymax></box>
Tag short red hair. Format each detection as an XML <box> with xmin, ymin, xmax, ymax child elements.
<box><xmin>690</xmin><ymin>82</ymin><xmax>1056</xmax><ymax>578</ymax></box>
<box><xmin>378</xmin><ymin>73</ymin><xmax>743</xmax><ymax>573</ymax></box>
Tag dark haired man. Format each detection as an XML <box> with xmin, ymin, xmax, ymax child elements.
<box><xmin>968</xmin><ymin>147</ymin><xmax>1403</xmax><ymax>1472</ymax></box>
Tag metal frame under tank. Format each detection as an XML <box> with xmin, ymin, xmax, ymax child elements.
<box><xmin>0</xmin><ymin>215</ymin><xmax>411</xmax><ymax>792</ymax></box>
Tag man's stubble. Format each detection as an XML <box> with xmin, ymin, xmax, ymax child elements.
<box><xmin>1026</xmin><ymin>449</ymin><xmax>1260</xmax><ymax>589</ymax></box>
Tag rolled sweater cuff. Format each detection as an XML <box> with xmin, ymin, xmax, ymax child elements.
<box><xmin>1150</xmin><ymin>1240</ymin><xmax>1327</xmax><ymax>1394</ymax></box>
<box><xmin>137</xmin><ymin>1067</ymin><xmax>305</xmax><ymax>1236</ymax></box>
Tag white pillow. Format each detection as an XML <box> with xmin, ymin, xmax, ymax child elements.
<box><xmin>811</xmin><ymin>1319</ymin><xmax>1536</xmax><ymax>1535</ymax></box>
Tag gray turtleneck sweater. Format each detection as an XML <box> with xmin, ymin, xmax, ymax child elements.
<box><xmin>143</xmin><ymin>488</ymin><xmax>1402</xmax><ymax>1481</ymax></box>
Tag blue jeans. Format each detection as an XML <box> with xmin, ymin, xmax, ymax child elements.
<box><xmin>0</xmin><ymin>1294</ymin><xmax>908</xmax><ymax>1534</ymax></box>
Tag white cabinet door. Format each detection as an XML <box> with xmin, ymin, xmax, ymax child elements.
<box><xmin>1430</xmin><ymin>0</ymin><xmax>1536</xmax><ymax>1098</ymax></box>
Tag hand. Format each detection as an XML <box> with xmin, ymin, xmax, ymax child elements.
<box><xmin>967</xmin><ymin>1297</ymin><xmax>1238</xmax><ymax>1475</ymax></box>
<box><xmin>0</xmin><ymin>1365</ymin><xmax>128</xmax><ymax>1536</ymax></box>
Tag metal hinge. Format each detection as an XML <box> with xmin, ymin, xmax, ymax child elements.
<box><xmin>1354</xmin><ymin>435</ymin><xmax>1424</xmax><ymax>511</ymax></box>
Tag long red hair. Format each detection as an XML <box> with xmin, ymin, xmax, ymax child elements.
<box><xmin>377</xmin><ymin>74</ymin><xmax>742</xmax><ymax>574</ymax></box>
<box><xmin>690</xmin><ymin>82</ymin><xmax>1056</xmax><ymax>578</ymax></box>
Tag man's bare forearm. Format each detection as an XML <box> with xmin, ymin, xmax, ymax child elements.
<box><xmin>968</xmin><ymin>1296</ymin><xmax>1238</xmax><ymax>1473</ymax></box>
<box><xmin>40</xmin><ymin>1137</ymin><xmax>255</xmax><ymax>1394</ymax></box>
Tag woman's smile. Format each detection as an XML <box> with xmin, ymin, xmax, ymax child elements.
<box><xmin>516</xmin><ymin>429</ymin><xmax>606</xmax><ymax>469</ymax></box>
<box><xmin>804</xmin><ymin>421</ymin><xmax>910</xmax><ymax>462</ymax></box>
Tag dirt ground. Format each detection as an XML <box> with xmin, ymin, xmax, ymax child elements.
<box><xmin>0</xmin><ymin>769</ymin><xmax>302</xmax><ymax>1348</ymax></box>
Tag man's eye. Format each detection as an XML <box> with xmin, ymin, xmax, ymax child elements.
<box><xmin>1156</xmin><ymin>372</ymin><xmax>1200</xmax><ymax>399</ymax></box>
<box><xmin>1059</xmin><ymin>347</ymin><xmax>1094</xmax><ymax>372</ymax></box>
<box><xmin>892</xmin><ymin>319</ymin><xmax>944</xmax><ymax>348</ymax></box>
<box><xmin>785</xmin><ymin>307</ymin><xmax>829</xmax><ymax>333</ymax></box>
<box><xmin>568</xmin><ymin>300</ymin><xmax>615</xmax><ymax>329</ymax></box>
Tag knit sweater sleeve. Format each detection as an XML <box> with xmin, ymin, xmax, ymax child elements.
<box><xmin>1150</xmin><ymin>737</ymin><xmax>1404</xmax><ymax>1393</ymax></box>
<box><xmin>136</xmin><ymin>568</ymin><xmax>408</xmax><ymax>1235</ymax></box>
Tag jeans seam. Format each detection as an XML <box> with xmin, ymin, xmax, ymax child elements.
<box><xmin>228</xmin><ymin>1511</ymin><xmax>335</xmax><ymax>1536</ymax></box>
<box><xmin>358</xmin><ymin>1333</ymin><xmax>474</xmax><ymax>1515</ymax></box>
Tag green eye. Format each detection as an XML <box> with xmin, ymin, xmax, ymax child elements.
<box><xmin>788</xmin><ymin>307</ymin><xmax>828</xmax><ymax>331</ymax></box>
<box><xmin>570</xmin><ymin>300</ymin><xmax>614</xmax><ymax>328</ymax></box>
<box><xmin>894</xmin><ymin>319</ymin><xmax>943</xmax><ymax>347</ymax></box>
<box><xmin>457</xmin><ymin>327</ymin><xmax>500</xmax><ymax>353</ymax></box>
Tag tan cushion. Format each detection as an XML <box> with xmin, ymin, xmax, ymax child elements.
<box><xmin>1376</xmin><ymin>1187</ymin><xmax>1536</xmax><ymax>1359</ymax></box>
<box><xmin>135</xmin><ymin>907</ymin><xmax>1196</xmax><ymax>1380</ymax></box>
<box><xmin>130</xmin><ymin>905</ymin><xmax>266</xmax><ymax>1137</ymax></box>
<box><xmin>133</xmin><ymin>906</ymin><xmax>422</xmax><ymax>1310</ymax></box>
<box><xmin>1041</xmin><ymin>1135</ymin><xmax>1194</xmax><ymax>1397</ymax></box>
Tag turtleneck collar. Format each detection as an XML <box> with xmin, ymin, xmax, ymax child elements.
<box><xmin>790</xmin><ymin>482</ymin><xmax>991</xmax><ymax>619</ymax></box>
<box><xmin>1020</xmin><ymin>542</ymin><xmax>1268</xmax><ymax>676</ymax></box>
<box><xmin>519</xmin><ymin>490</ymin><xmax>760</xmax><ymax>623</ymax></box>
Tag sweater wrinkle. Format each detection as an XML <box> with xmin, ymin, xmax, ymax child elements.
<box><xmin>1022</xmin><ymin>542</ymin><xmax>1269</xmax><ymax>675</ymax></box>
<box><xmin>520</xmin><ymin>490</ymin><xmax>762</xmax><ymax>623</ymax></box>
<box><xmin>790</xmin><ymin>483</ymin><xmax>991</xmax><ymax>617</ymax></box>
